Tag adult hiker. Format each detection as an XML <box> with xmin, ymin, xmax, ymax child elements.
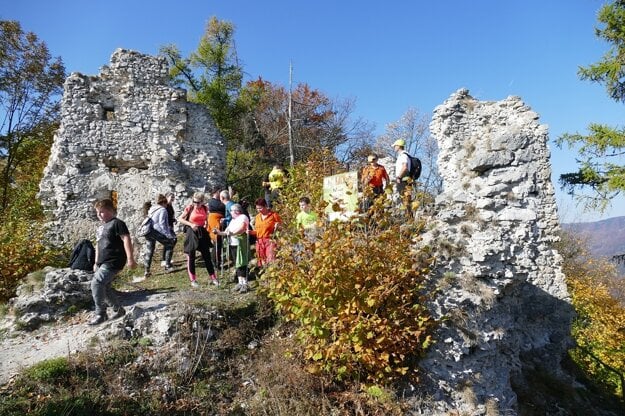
<box><xmin>214</xmin><ymin>203</ymin><xmax>250</xmax><ymax>293</ymax></box>
<box><xmin>178</xmin><ymin>192</ymin><xmax>219</xmax><ymax>288</ymax></box>
<box><xmin>139</xmin><ymin>193</ymin><xmax>176</xmax><ymax>281</ymax></box>
<box><xmin>250</xmin><ymin>198</ymin><xmax>282</xmax><ymax>267</ymax></box>
<box><xmin>160</xmin><ymin>192</ymin><xmax>176</xmax><ymax>267</ymax></box>
<box><xmin>360</xmin><ymin>153</ymin><xmax>390</xmax><ymax>211</ymax></box>
<box><xmin>392</xmin><ymin>139</ymin><xmax>413</xmax><ymax>214</ymax></box>
<box><xmin>262</xmin><ymin>164</ymin><xmax>286</xmax><ymax>208</ymax></box>
<box><xmin>207</xmin><ymin>188</ymin><xmax>226</xmax><ymax>270</ymax></box>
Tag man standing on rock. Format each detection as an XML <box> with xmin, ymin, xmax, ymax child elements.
<box><xmin>89</xmin><ymin>199</ymin><xmax>136</xmax><ymax>325</ymax></box>
<box><xmin>392</xmin><ymin>139</ymin><xmax>412</xmax><ymax>215</ymax></box>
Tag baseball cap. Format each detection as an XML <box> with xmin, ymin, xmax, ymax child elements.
<box><xmin>392</xmin><ymin>139</ymin><xmax>405</xmax><ymax>147</ymax></box>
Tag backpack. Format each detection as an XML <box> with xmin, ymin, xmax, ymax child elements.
<box><xmin>404</xmin><ymin>152</ymin><xmax>422</xmax><ymax>180</ymax></box>
<box><xmin>68</xmin><ymin>239</ymin><xmax>95</xmax><ymax>271</ymax></box>
<box><xmin>137</xmin><ymin>216</ymin><xmax>154</xmax><ymax>237</ymax></box>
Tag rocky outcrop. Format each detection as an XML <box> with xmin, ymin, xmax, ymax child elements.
<box><xmin>39</xmin><ymin>49</ymin><xmax>226</xmax><ymax>247</ymax></box>
<box><xmin>417</xmin><ymin>89</ymin><xmax>573</xmax><ymax>414</ymax></box>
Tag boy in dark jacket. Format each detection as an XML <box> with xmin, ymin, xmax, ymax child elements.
<box><xmin>88</xmin><ymin>199</ymin><xmax>136</xmax><ymax>325</ymax></box>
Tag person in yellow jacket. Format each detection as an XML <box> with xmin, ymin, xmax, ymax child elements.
<box><xmin>262</xmin><ymin>164</ymin><xmax>286</xmax><ymax>208</ymax></box>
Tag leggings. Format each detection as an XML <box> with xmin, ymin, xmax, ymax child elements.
<box><xmin>186</xmin><ymin>236</ymin><xmax>215</xmax><ymax>279</ymax></box>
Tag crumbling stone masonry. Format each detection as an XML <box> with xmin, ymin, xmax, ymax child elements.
<box><xmin>418</xmin><ymin>89</ymin><xmax>573</xmax><ymax>414</ymax></box>
<box><xmin>39</xmin><ymin>49</ymin><xmax>225</xmax><ymax>246</ymax></box>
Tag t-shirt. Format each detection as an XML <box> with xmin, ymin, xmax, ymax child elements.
<box><xmin>296</xmin><ymin>210</ymin><xmax>318</xmax><ymax>229</ymax></box>
<box><xmin>95</xmin><ymin>217</ymin><xmax>129</xmax><ymax>270</ymax></box>
<box><xmin>182</xmin><ymin>204</ymin><xmax>208</xmax><ymax>227</ymax></box>
<box><xmin>395</xmin><ymin>152</ymin><xmax>410</xmax><ymax>179</ymax></box>
<box><xmin>225</xmin><ymin>214</ymin><xmax>249</xmax><ymax>246</ymax></box>
<box><xmin>253</xmin><ymin>211</ymin><xmax>282</xmax><ymax>239</ymax></box>
<box><xmin>362</xmin><ymin>165</ymin><xmax>390</xmax><ymax>189</ymax></box>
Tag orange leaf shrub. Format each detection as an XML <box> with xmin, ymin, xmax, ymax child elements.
<box><xmin>263</xmin><ymin>155</ymin><xmax>435</xmax><ymax>384</ymax></box>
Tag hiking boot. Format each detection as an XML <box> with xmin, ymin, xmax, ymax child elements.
<box><xmin>110</xmin><ymin>307</ymin><xmax>126</xmax><ymax>320</ymax></box>
<box><xmin>88</xmin><ymin>314</ymin><xmax>108</xmax><ymax>326</ymax></box>
<box><xmin>190</xmin><ymin>280</ymin><xmax>200</xmax><ymax>288</ymax></box>
<box><xmin>133</xmin><ymin>276</ymin><xmax>146</xmax><ymax>283</ymax></box>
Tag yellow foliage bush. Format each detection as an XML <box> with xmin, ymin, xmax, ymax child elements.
<box><xmin>0</xmin><ymin>130</ymin><xmax>64</xmax><ymax>302</ymax></box>
<box><xmin>263</xmin><ymin>154</ymin><xmax>435</xmax><ymax>384</ymax></box>
<box><xmin>558</xmin><ymin>231</ymin><xmax>625</xmax><ymax>398</ymax></box>
<box><xmin>0</xmin><ymin>219</ymin><xmax>61</xmax><ymax>301</ymax></box>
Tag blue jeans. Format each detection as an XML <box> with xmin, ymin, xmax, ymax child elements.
<box><xmin>91</xmin><ymin>263</ymin><xmax>122</xmax><ymax>316</ymax></box>
<box><xmin>144</xmin><ymin>229</ymin><xmax>176</xmax><ymax>271</ymax></box>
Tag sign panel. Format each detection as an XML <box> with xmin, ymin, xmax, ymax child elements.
<box><xmin>323</xmin><ymin>171</ymin><xmax>359</xmax><ymax>221</ymax></box>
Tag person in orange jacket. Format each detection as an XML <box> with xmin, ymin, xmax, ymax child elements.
<box><xmin>249</xmin><ymin>198</ymin><xmax>282</xmax><ymax>267</ymax></box>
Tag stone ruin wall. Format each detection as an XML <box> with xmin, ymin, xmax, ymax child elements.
<box><xmin>39</xmin><ymin>49</ymin><xmax>226</xmax><ymax>247</ymax></box>
<box><xmin>418</xmin><ymin>89</ymin><xmax>573</xmax><ymax>414</ymax></box>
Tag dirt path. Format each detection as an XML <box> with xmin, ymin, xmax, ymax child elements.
<box><xmin>0</xmin><ymin>288</ymin><xmax>174</xmax><ymax>385</ymax></box>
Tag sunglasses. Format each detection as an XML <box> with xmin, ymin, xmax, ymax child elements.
<box><xmin>193</xmin><ymin>200</ymin><xmax>202</xmax><ymax>204</ymax></box>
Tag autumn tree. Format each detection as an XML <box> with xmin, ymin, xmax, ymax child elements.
<box><xmin>557</xmin><ymin>230</ymin><xmax>625</xmax><ymax>399</ymax></box>
<box><xmin>375</xmin><ymin>107</ymin><xmax>442</xmax><ymax>195</ymax></box>
<box><xmin>160</xmin><ymin>16</ymin><xmax>243</xmax><ymax>141</ymax></box>
<box><xmin>557</xmin><ymin>0</ymin><xmax>625</xmax><ymax>212</ymax></box>
<box><xmin>0</xmin><ymin>20</ymin><xmax>65</xmax><ymax>212</ymax></box>
<box><xmin>240</xmin><ymin>78</ymin><xmax>374</xmax><ymax>165</ymax></box>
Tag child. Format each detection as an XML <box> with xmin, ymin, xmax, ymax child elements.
<box><xmin>295</xmin><ymin>196</ymin><xmax>318</xmax><ymax>230</ymax></box>
<box><xmin>89</xmin><ymin>199</ymin><xmax>137</xmax><ymax>325</ymax></box>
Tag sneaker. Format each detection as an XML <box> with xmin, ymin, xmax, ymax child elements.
<box><xmin>211</xmin><ymin>278</ymin><xmax>220</xmax><ymax>287</ymax></box>
<box><xmin>88</xmin><ymin>314</ymin><xmax>108</xmax><ymax>326</ymax></box>
<box><xmin>190</xmin><ymin>280</ymin><xmax>200</xmax><ymax>288</ymax></box>
<box><xmin>238</xmin><ymin>284</ymin><xmax>249</xmax><ymax>294</ymax></box>
<box><xmin>232</xmin><ymin>283</ymin><xmax>242</xmax><ymax>292</ymax></box>
<box><xmin>160</xmin><ymin>261</ymin><xmax>167</xmax><ymax>267</ymax></box>
<box><xmin>133</xmin><ymin>276</ymin><xmax>146</xmax><ymax>283</ymax></box>
<box><xmin>164</xmin><ymin>265</ymin><xmax>174</xmax><ymax>273</ymax></box>
<box><xmin>110</xmin><ymin>307</ymin><xmax>126</xmax><ymax>320</ymax></box>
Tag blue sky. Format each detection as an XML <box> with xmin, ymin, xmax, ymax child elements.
<box><xmin>3</xmin><ymin>0</ymin><xmax>623</xmax><ymax>222</ymax></box>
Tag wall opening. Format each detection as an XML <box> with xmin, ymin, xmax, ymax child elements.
<box><xmin>103</xmin><ymin>106</ymin><xmax>115</xmax><ymax>121</ymax></box>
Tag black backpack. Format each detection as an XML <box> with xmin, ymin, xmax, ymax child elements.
<box><xmin>404</xmin><ymin>152</ymin><xmax>422</xmax><ymax>180</ymax></box>
<box><xmin>68</xmin><ymin>239</ymin><xmax>95</xmax><ymax>271</ymax></box>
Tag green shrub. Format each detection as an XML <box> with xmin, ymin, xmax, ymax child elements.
<box><xmin>263</xmin><ymin>156</ymin><xmax>436</xmax><ymax>384</ymax></box>
<box><xmin>24</xmin><ymin>357</ymin><xmax>70</xmax><ymax>382</ymax></box>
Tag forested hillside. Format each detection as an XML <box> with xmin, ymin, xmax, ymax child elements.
<box><xmin>563</xmin><ymin>216</ymin><xmax>625</xmax><ymax>259</ymax></box>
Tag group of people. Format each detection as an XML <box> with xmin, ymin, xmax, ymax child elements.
<box><xmin>87</xmin><ymin>142</ymin><xmax>415</xmax><ymax>326</ymax></box>
<box><xmin>87</xmin><ymin>188</ymin><xmax>287</xmax><ymax>325</ymax></box>
<box><xmin>360</xmin><ymin>139</ymin><xmax>416</xmax><ymax>210</ymax></box>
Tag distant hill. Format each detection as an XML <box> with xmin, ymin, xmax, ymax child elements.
<box><xmin>562</xmin><ymin>216</ymin><xmax>625</xmax><ymax>258</ymax></box>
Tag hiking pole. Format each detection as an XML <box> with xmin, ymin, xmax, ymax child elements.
<box><xmin>246</xmin><ymin>230</ymin><xmax>250</xmax><ymax>282</ymax></box>
<box><xmin>220</xmin><ymin>234</ymin><xmax>224</xmax><ymax>278</ymax></box>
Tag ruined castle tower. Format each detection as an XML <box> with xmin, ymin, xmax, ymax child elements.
<box><xmin>39</xmin><ymin>49</ymin><xmax>225</xmax><ymax>246</ymax></box>
<box><xmin>418</xmin><ymin>89</ymin><xmax>573</xmax><ymax>414</ymax></box>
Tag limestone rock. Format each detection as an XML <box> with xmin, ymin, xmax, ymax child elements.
<box><xmin>417</xmin><ymin>89</ymin><xmax>573</xmax><ymax>415</ymax></box>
